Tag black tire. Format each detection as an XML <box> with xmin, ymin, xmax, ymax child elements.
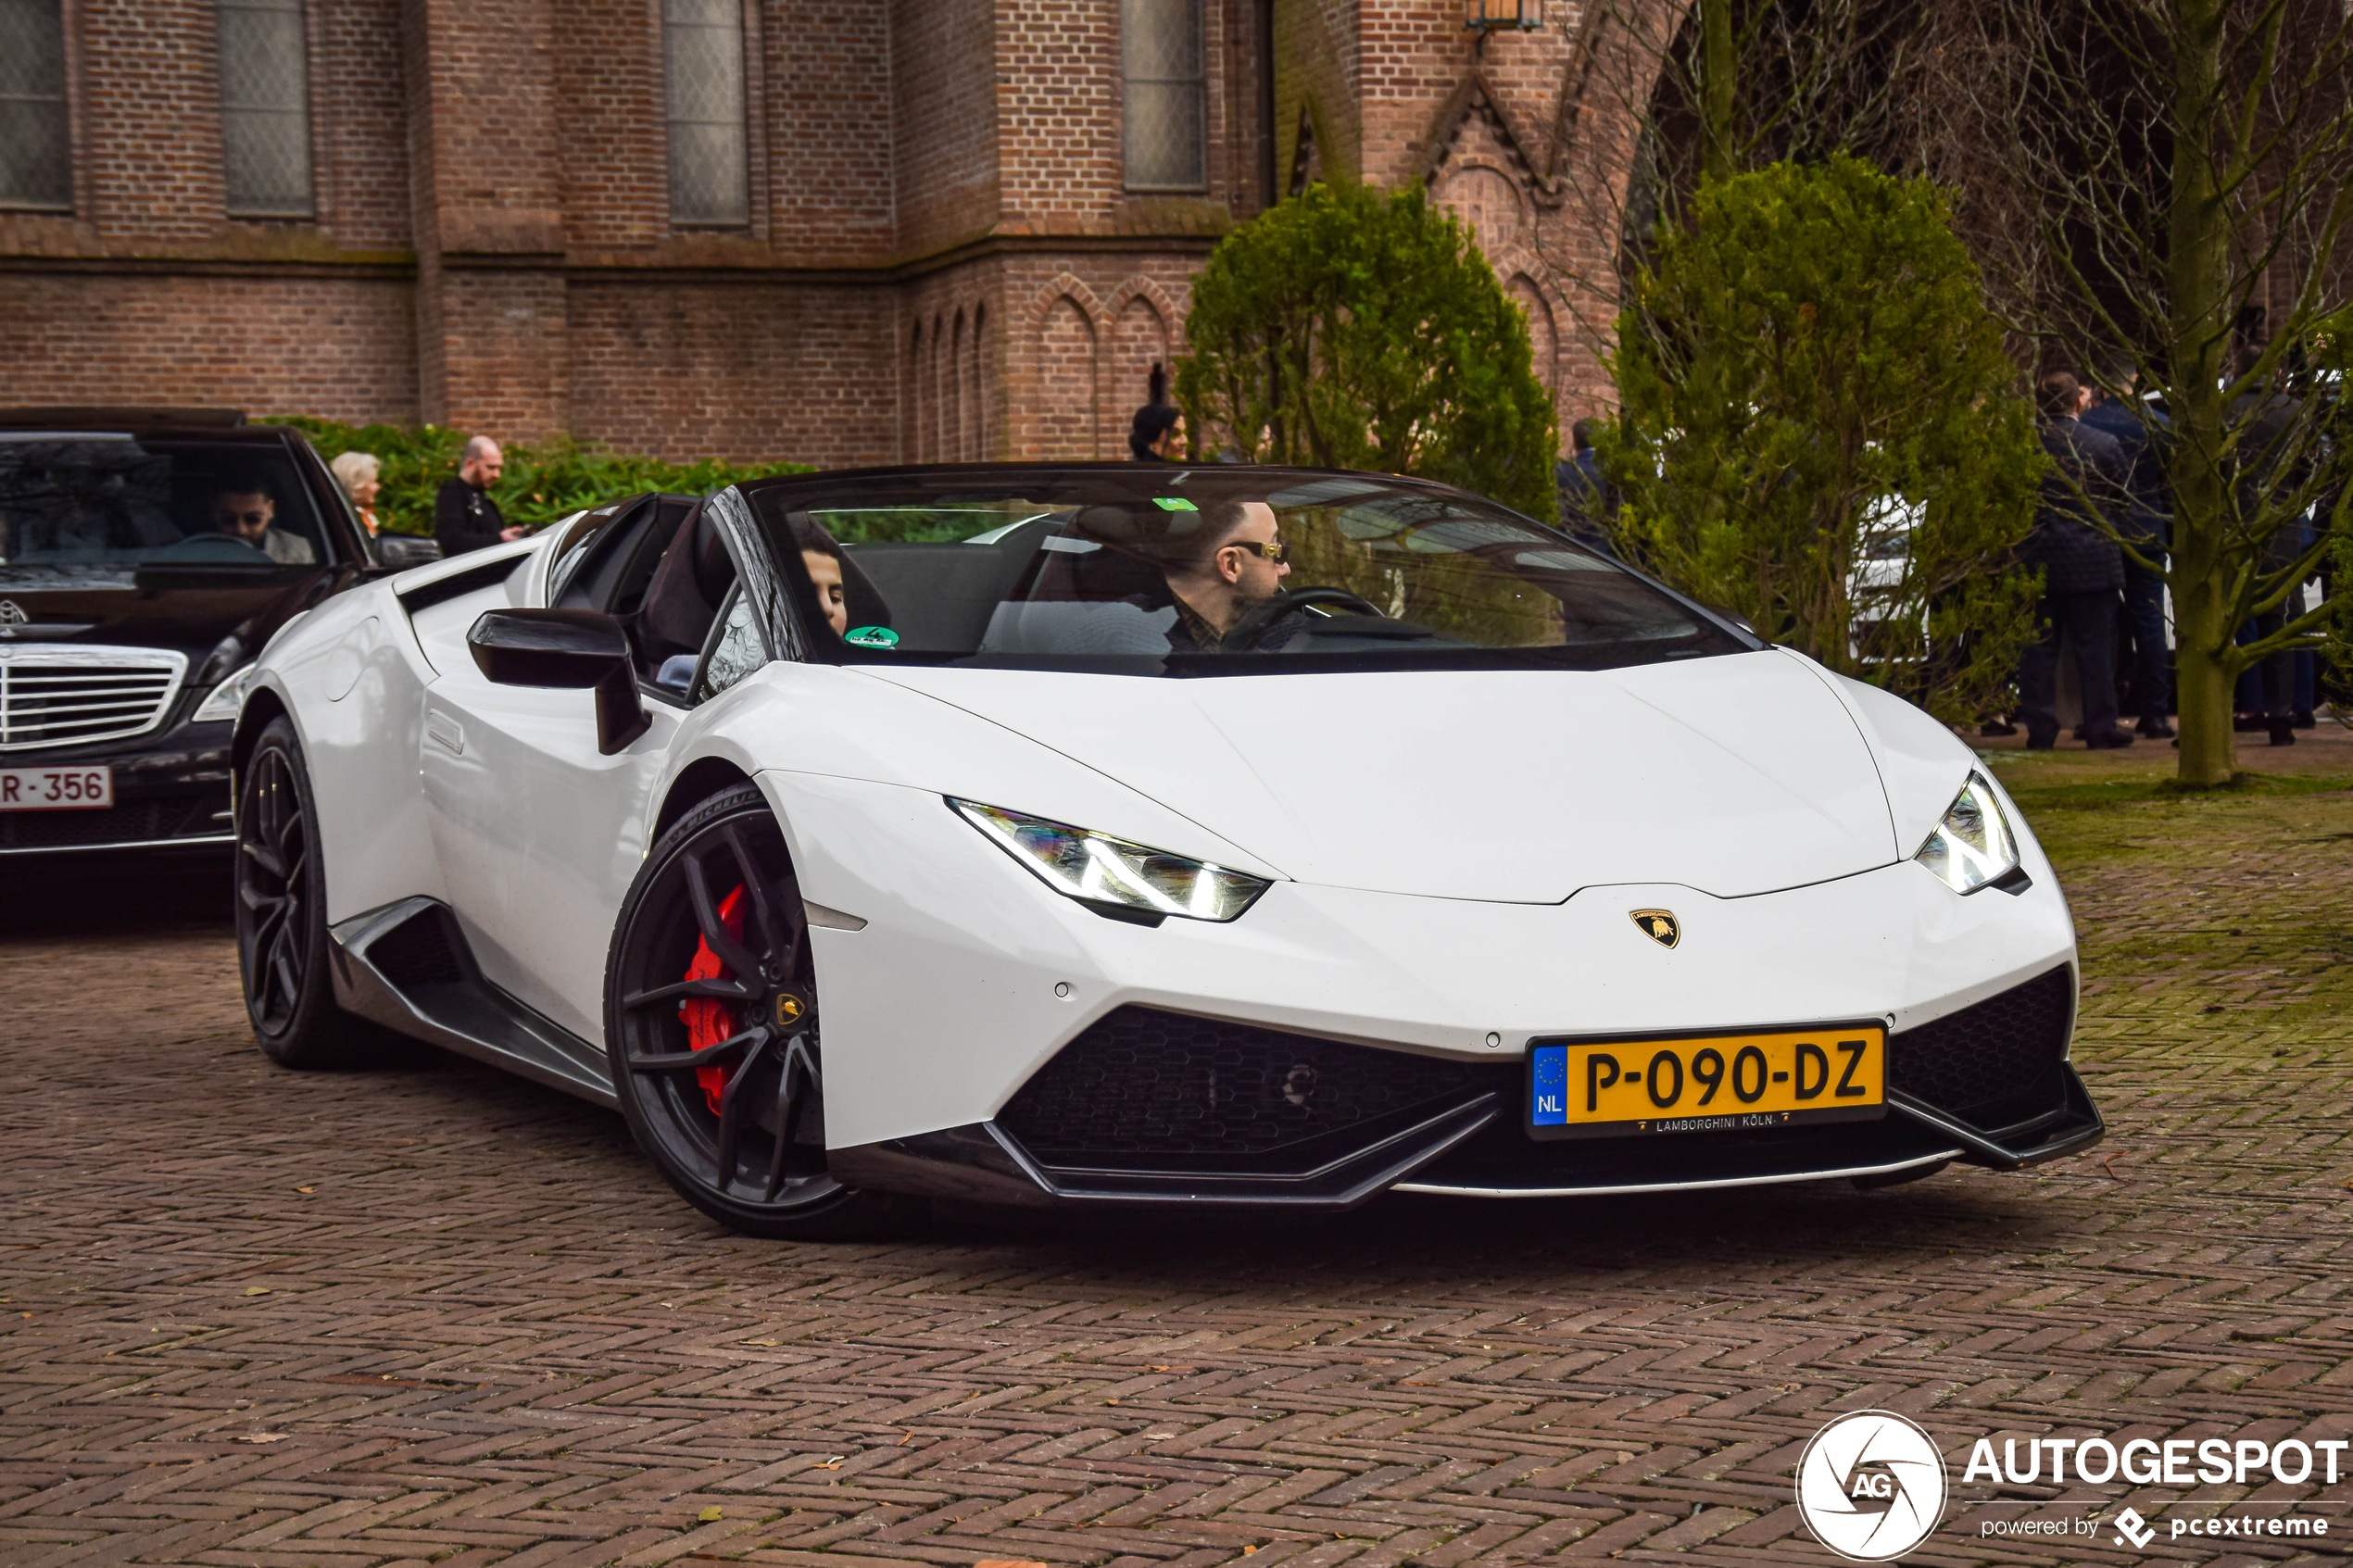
<box><xmin>236</xmin><ymin>717</ymin><xmax>369</xmax><ymax>1067</ymax></box>
<box><xmin>604</xmin><ymin>783</ymin><xmax>901</xmax><ymax>1239</ymax></box>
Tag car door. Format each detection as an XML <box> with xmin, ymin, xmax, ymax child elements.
<box><xmin>418</xmin><ymin>496</ymin><xmax>760</xmax><ymax>1049</ymax></box>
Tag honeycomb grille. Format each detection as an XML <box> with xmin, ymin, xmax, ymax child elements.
<box><xmin>0</xmin><ymin>796</ymin><xmax>220</xmax><ymax>850</ymax></box>
<box><xmin>998</xmin><ymin>1007</ymin><xmax>1494</xmax><ymax>1164</ymax></box>
<box><xmin>367</xmin><ymin>909</ymin><xmax>469</xmax><ymax>989</ymax></box>
<box><xmin>1888</xmin><ymin>965</ymin><xmax>2074</xmax><ymax>1127</ymax></box>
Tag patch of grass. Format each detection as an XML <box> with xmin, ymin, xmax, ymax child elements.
<box><xmin>1993</xmin><ymin>770</ymin><xmax>2353</xmax><ymax>1046</ymax></box>
<box><xmin>1998</xmin><ymin>769</ymin><xmax>2353</xmax><ymax>822</ymax></box>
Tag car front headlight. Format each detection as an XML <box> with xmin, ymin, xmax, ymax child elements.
<box><xmin>1914</xmin><ymin>771</ymin><xmax>2020</xmax><ymax>894</ymax></box>
<box><xmin>951</xmin><ymin>798</ymin><xmax>1270</xmax><ymax>922</ymax></box>
<box><xmin>192</xmin><ymin>661</ymin><xmax>258</xmax><ymax>724</ymax></box>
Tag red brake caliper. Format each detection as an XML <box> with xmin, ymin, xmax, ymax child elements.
<box><xmin>679</xmin><ymin>884</ymin><xmax>748</xmax><ymax>1116</ymax></box>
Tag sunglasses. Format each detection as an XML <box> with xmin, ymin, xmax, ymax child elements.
<box><xmin>1225</xmin><ymin>537</ymin><xmax>1290</xmax><ymax>564</ymax></box>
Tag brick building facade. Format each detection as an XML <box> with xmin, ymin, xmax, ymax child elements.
<box><xmin>0</xmin><ymin>0</ymin><xmax>1667</xmax><ymax>467</ymax></box>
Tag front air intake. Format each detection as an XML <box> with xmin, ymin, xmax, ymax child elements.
<box><xmin>1887</xmin><ymin>964</ymin><xmax>2074</xmax><ymax>1130</ymax></box>
<box><xmin>996</xmin><ymin>1006</ymin><xmax>1505</xmax><ymax>1173</ymax></box>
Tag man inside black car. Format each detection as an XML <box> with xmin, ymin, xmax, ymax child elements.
<box><xmin>209</xmin><ymin>472</ymin><xmax>316</xmax><ymax>564</ymax></box>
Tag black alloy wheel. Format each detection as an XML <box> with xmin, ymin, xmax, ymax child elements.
<box><xmin>605</xmin><ymin>784</ymin><xmax>897</xmax><ymax>1239</ymax></box>
<box><xmin>236</xmin><ymin>717</ymin><xmax>367</xmax><ymax>1066</ymax></box>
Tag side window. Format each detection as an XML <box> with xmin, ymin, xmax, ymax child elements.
<box><xmin>693</xmin><ymin>583</ymin><xmax>768</xmax><ymax>701</ymax></box>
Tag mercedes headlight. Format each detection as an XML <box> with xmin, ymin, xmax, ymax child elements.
<box><xmin>192</xmin><ymin>661</ymin><xmax>258</xmax><ymax>723</ymax></box>
<box><xmin>952</xmin><ymin>799</ymin><xmax>1270</xmax><ymax>922</ymax></box>
<box><xmin>1914</xmin><ymin>771</ymin><xmax>2020</xmax><ymax>894</ymax></box>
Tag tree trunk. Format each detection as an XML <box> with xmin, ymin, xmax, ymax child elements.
<box><xmin>2164</xmin><ymin>0</ymin><xmax>2237</xmax><ymax>785</ymax></box>
<box><xmin>1701</xmin><ymin>0</ymin><xmax>1737</xmax><ymax>185</ymax></box>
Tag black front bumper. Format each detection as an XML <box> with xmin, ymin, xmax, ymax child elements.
<box><xmin>0</xmin><ymin>721</ymin><xmax>235</xmax><ymax>855</ymax></box>
<box><xmin>829</xmin><ymin>967</ymin><xmax>2104</xmax><ymax>1211</ymax></box>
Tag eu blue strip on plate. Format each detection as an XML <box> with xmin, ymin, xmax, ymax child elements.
<box><xmin>1531</xmin><ymin>1044</ymin><xmax>1567</xmax><ymax>1125</ymax></box>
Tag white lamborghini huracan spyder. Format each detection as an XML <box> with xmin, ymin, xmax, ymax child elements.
<box><xmin>229</xmin><ymin>465</ymin><xmax>2100</xmax><ymax>1236</ymax></box>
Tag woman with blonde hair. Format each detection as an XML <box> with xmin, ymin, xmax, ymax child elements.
<box><xmin>329</xmin><ymin>450</ymin><xmax>383</xmax><ymax>535</ymax></box>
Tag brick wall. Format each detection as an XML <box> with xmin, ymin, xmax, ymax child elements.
<box><xmin>768</xmin><ymin>0</ymin><xmax>895</xmax><ymax>263</ymax></box>
<box><xmin>568</xmin><ymin>279</ymin><xmax>897</xmax><ymax>467</ymax></box>
<box><xmin>0</xmin><ymin>271</ymin><xmax>419</xmax><ymax>423</ymax></box>
<box><xmin>2</xmin><ymin>0</ymin><xmax>1667</xmax><ymax>469</ymax></box>
<box><xmin>890</xmin><ymin>0</ymin><xmax>998</xmax><ymax>257</ymax></box>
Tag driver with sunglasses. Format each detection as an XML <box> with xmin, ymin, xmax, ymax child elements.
<box><xmin>1163</xmin><ymin>499</ymin><xmax>1297</xmax><ymax>653</ymax></box>
<box><xmin>208</xmin><ymin>472</ymin><xmax>315</xmax><ymax>564</ymax></box>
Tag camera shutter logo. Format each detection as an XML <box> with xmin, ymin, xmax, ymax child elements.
<box><xmin>1794</xmin><ymin>1410</ymin><xmax>1948</xmax><ymax>1561</ymax></box>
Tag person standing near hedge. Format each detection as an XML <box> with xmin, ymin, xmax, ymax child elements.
<box><xmin>434</xmin><ymin>435</ymin><xmax>526</xmax><ymax>556</ymax></box>
<box><xmin>330</xmin><ymin>451</ymin><xmax>384</xmax><ymax>536</ymax></box>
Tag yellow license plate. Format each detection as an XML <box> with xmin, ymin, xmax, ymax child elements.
<box><xmin>1528</xmin><ymin>1024</ymin><xmax>1886</xmax><ymax>1140</ymax></box>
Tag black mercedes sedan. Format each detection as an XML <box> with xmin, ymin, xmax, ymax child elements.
<box><xmin>0</xmin><ymin>407</ymin><xmax>416</xmax><ymax>859</ymax></box>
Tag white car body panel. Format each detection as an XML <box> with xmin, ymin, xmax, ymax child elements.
<box><xmin>862</xmin><ymin>649</ymin><xmax>1898</xmax><ymax>903</ymax></box>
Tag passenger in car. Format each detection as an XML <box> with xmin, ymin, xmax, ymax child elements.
<box><xmin>1160</xmin><ymin>499</ymin><xmax>1294</xmax><ymax>652</ymax></box>
<box><xmin>209</xmin><ymin>473</ymin><xmax>316</xmax><ymax>564</ymax></box>
<box><xmin>788</xmin><ymin>517</ymin><xmax>851</xmax><ymax>638</ymax></box>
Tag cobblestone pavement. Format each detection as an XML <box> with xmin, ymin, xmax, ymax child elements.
<box><xmin>4</xmin><ymin>729</ymin><xmax>2351</xmax><ymax>1568</ymax></box>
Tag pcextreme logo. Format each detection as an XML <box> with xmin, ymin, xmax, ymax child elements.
<box><xmin>1794</xmin><ymin>1411</ymin><xmax>1949</xmax><ymax>1562</ymax></box>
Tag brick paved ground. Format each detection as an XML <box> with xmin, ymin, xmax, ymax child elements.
<box><xmin>4</xmin><ymin>724</ymin><xmax>2351</xmax><ymax>1568</ymax></box>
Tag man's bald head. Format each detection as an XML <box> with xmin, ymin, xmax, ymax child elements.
<box><xmin>459</xmin><ymin>435</ymin><xmax>503</xmax><ymax>487</ymax></box>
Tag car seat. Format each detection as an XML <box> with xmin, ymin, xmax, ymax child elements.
<box><xmin>634</xmin><ymin>504</ymin><xmax>739</xmax><ymax>679</ymax></box>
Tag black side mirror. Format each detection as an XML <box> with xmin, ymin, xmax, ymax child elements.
<box><xmin>467</xmin><ymin>608</ymin><xmax>650</xmax><ymax>755</ymax></box>
<box><xmin>375</xmin><ymin>534</ymin><xmax>443</xmax><ymax>570</ymax></box>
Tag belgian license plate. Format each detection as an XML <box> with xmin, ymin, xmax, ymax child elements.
<box><xmin>1529</xmin><ymin>1024</ymin><xmax>1886</xmax><ymax>1140</ymax></box>
<box><xmin>0</xmin><ymin>764</ymin><xmax>113</xmax><ymax>811</ymax></box>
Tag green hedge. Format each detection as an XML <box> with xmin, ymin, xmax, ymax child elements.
<box><xmin>261</xmin><ymin>417</ymin><xmax>814</xmax><ymax>538</ymax></box>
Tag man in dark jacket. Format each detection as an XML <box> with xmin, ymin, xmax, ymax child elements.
<box><xmin>2228</xmin><ymin>356</ymin><xmax>2315</xmax><ymax>746</ymax></box>
<box><xmin>434</xmin><ymin>435</ymin><xmax>525</xmax><ymax>556</ymax></box>
<box><xmin>1554</xmin><ymin>419</ymin><xmax>1618</xmax><ymax>558</ymax></box>
<box><xmin>2078</xmin><ymin>353</ymin><xmax>2173</xmax><ymax>736</ymax></box>
<box><xmin>2018</xmin><ymin>372</ymin><xmax>2134</xmax><ymax>749</ymax></box>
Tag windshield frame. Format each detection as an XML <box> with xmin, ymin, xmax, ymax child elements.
<box><xmin>738</xmin><ymin>464</ymin><xmax>1761</xmax><ymax>677</ymax></box>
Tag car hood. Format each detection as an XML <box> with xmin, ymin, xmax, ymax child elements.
<box><xmin>863</xmin><ymin>648</ymin><xmax>1900</xmax><ymax>902</ymax></box>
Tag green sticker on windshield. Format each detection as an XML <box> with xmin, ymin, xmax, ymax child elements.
<box><xmin>1152</xmin><ymin>496</ymin><xmax>1198</xmax><ymax>511</ymax></box>
<box><xmin>844</xmin><ymin>625</ymin><xmax>900</xmax><ymax>648</ymax></box>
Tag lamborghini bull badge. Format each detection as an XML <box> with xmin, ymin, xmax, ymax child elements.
<box><xmin>1630</xmin><ymin>909</ymin><xmax>1680</xmax><ymax>948</ymax></box>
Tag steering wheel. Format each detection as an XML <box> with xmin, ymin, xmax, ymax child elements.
<box><xmin>1221</xmin><ymin>586</ymin><xmax>1384</xmax><ymax>648</ymax></box>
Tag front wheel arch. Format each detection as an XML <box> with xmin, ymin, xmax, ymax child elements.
<box><xmin>230</xmin><ymin>684</ymin><xmax>292</xmax><ymax>794</ymax></box>
<box><xmin>650</xmin><ymin>756</ymin><xmax>755</xmax><ymax>848</ymax></box>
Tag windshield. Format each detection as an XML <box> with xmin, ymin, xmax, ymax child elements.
<box><xmin>752</xmin><ymin>470</ymin><xmax>1743</xmax><ymax>673</ymax></box>
<box><xmin>0</xmin><ymin>435</ymin><xmax>331</xmax><ymax>581</ymax></box>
